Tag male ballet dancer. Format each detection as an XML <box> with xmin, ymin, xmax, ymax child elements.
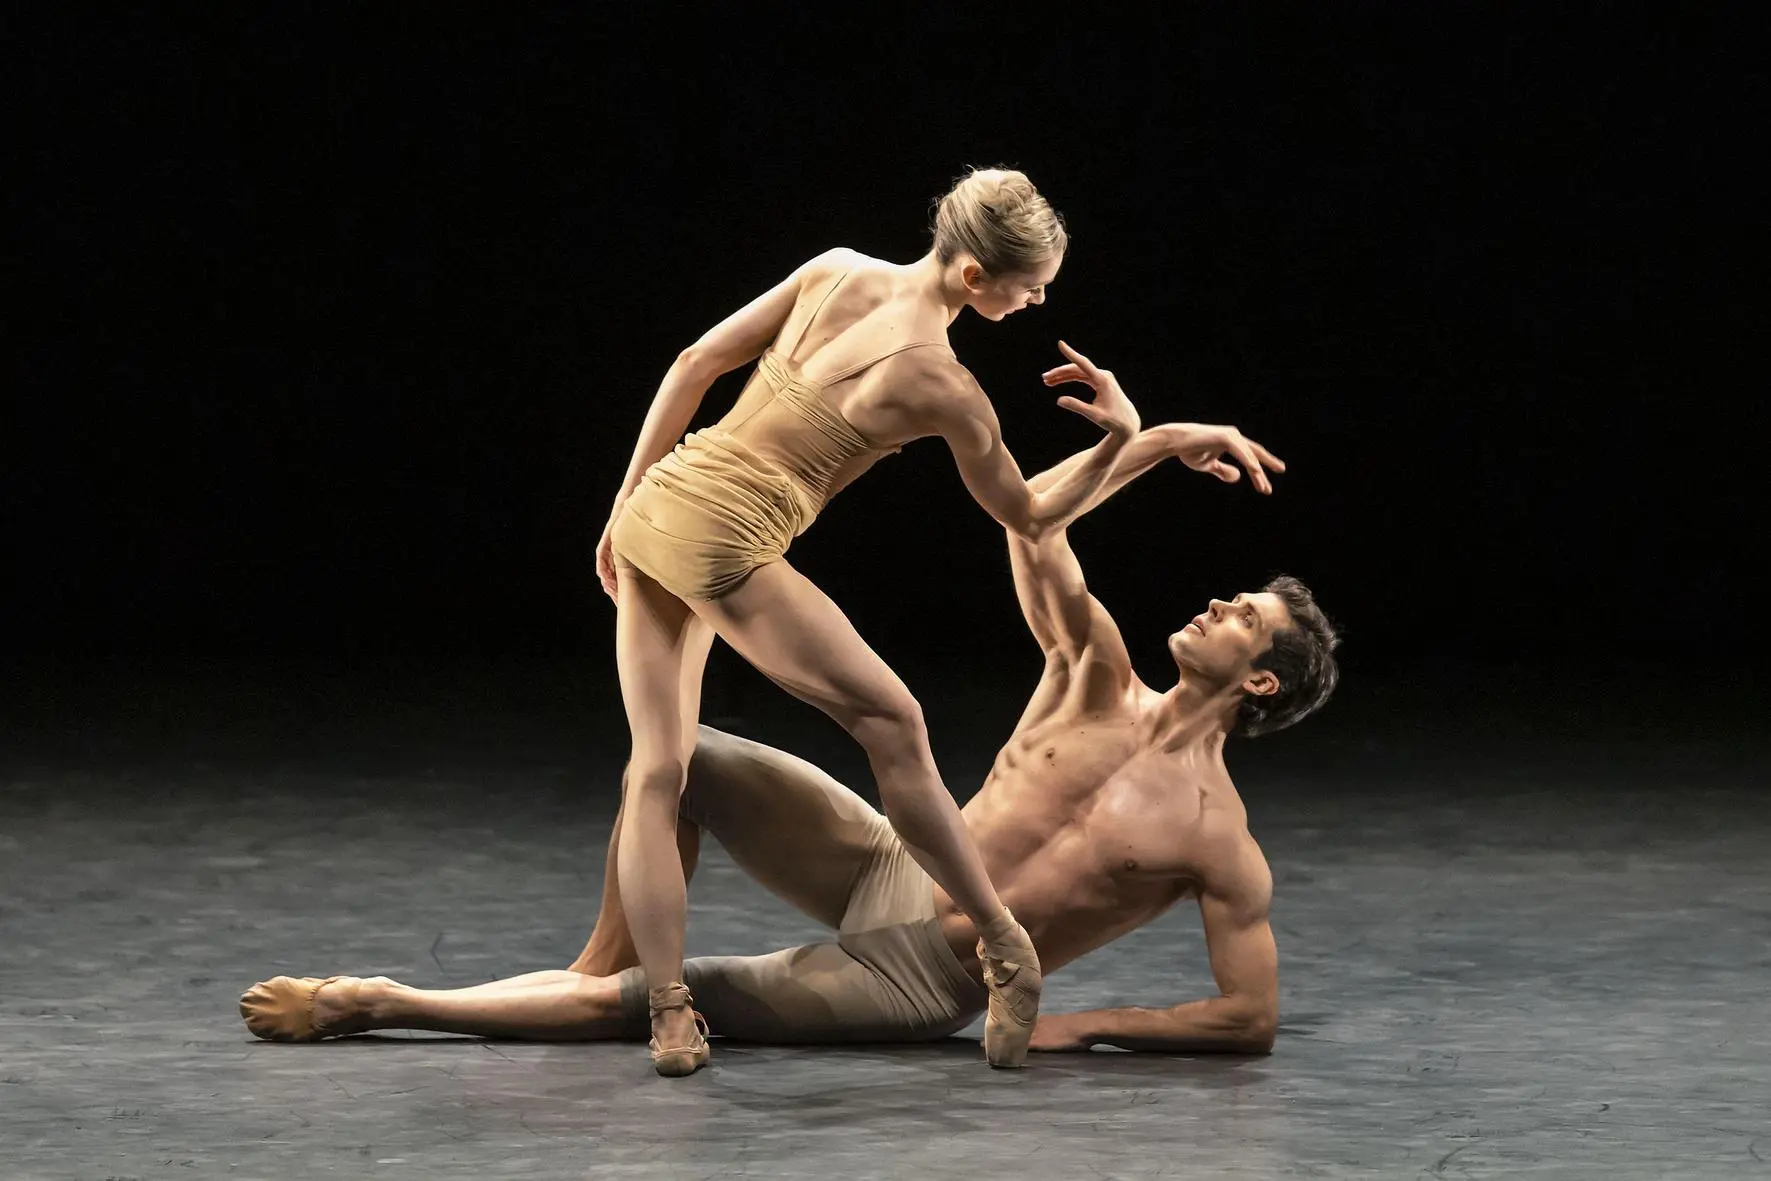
<box><xmin>243</xmin><ymin>414</ymin><xmax>1338</xmax><ymax>1061</ymax></box>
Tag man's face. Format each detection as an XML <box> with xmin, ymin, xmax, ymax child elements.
<box><xmin>1169</xmin><ymin>591</ymin><xmax>1292</xmax><ymax>689</ymax></box>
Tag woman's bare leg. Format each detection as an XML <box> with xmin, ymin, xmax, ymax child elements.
<box><xmin>569</xmin><ymin>781</ymin><xmax>702</xmax><ymax>977</ymax></box>
<box><xmin>694</xmin><ymin>561</ymin><xmax>1005</xmax><ymax>932</ymax></box>
<box><xmin>698</xmin><ymin>562</ymin><xmax>1041</xmax><ymax>1065</ymax></box>
<box><xmin>309</xmin><ymin>972</ymin><xmax>641</xmax><ymax>1040</ymax></box>
<box><xmin>612</xmin><ymin>564</ymin><xmax>711</xmax><ymax>1055</ymax></box>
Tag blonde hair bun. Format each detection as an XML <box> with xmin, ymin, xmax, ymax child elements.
<box><xmin>931</xmin><ymin>166</ymin><xmax>1067</xmax><ymax>276</ymax></box>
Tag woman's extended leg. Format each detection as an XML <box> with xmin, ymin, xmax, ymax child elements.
<box><xmin>696</xmin><ymin>562</ymin><xmax>1039</xmax><ymax>1064</ymax></box>
<box><xmin>696</xmin><ymin>561</ymin><xmax>1002</xmax><ymax>923</ymax></box>
<box><xmin>612</xmin><ymin>564</ymin><xmax>712</xmax><ymax>1063</ymax></box>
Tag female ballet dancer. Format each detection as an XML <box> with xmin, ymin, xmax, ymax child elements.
<box><xmin>599</xmin><ymin>168</ymin><xmax>1138</xmax><ymax>1074</ymax></box>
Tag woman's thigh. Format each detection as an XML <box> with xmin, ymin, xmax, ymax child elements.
<box><xmin>614</xmin><ymin>563</ymin><xmax>703</xmax><ymax>769</ymax></box>
<box><xmin>692</xmin><ymin>559</ymin><xmax>919</xmax><ymax>732</ymax></box>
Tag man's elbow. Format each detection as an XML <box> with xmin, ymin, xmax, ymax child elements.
<box><xmin>1236</xmin><ymin>1003</ymin><xmax>1279</xmax><ymax>1053</ymax></box>
<box><xmin>1240</xmin><ymin>1018</ymin><xmax>1277</xmax><ymax>1054</ymax></box>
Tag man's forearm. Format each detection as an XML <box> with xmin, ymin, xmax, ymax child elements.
<box><xmin>1066</xmin><ymin>997</ymin><xmax>1276</xmax><ymax>1054</ymax></box>
<box><xmin>1019</xmin><ymin>432</ymin><xmax>1130</xmax><ymax>537</ymax></box>
<box><xmin>1027</xmin><ymin>425</ymin><xmax>1177</xmax><ymax>516</ymax></box>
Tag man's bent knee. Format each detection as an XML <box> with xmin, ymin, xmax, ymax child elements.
<box><xmin>687</xmin><ymin>725</ymin><xmax>745</xmax><ymax>780</ymax></box>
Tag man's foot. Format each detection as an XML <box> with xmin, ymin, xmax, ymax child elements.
<box><xmin>647</xmin><ymin>982</ymin><xmax>710</xmax><ymax>1078</ymax></box>
<box><xmin>239</xmin><ymin>975</ymin><xmax>382</xmax><ymax>1042</ymax></box>
<box><xmin>976</xmin><ymin>909</ymin><xmax>1043</xmax><ymax>1069</ymax></box>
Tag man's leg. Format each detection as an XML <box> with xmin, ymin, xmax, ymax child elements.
<box><xmin>570</xmin><ymin>725</ymin><xmax>886</xmax><ymax>975</ymax></box>
<box><xmin>672</xmin><ymin>727</ymin><xmax>889</xmax><ymax>925</ymax></box>
<box><xmin>242</xmin><ymin>728</ymin><xmax>891</xmax><ymax>1043</ymax></box>
<box><xmin>242</xmin><ymin>970</ymin><xmax>645</xmax><ymax>1042</ymax></box>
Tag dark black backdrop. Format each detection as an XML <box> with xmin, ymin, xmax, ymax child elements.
<box><xmin>10</xmin><ymin>9</ymin><xmax>1763</xmax><ymax>759</ymax></box>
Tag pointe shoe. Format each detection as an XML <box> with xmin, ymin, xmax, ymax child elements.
<box><xmin>239</xmin><ymin>975</ymin><xmax>365</xmax><ymax>1042</ymax></box>
<box><xmin>648</xmin><ymin>982</ymin><xmax>710</xmax><ymax>1078</ymax></box>
<box><xmin>976</xmin><ymin>909</ymin><xmax>1042</xmax><ymax>1069</ymax></box>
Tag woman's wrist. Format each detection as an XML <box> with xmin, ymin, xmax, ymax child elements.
<box><xmin>1153</xmin><ymin>423</ymin><xmax>1190</xmax><ymax>454</ymax></box>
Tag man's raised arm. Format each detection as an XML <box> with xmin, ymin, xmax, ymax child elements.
<box><xmin>1007</xmin><ymin>420</ymin><xmax>1284</xmax><ymax>662</ymax></box>
<box><xmin>1004</xmin><ymin>428</ymin><xmax>1174</xmax><ymax>664</ymax></box>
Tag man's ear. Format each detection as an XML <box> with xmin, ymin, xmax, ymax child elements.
<box><xmin>1242</xmin><ymin>669</ymin><xmax>1280</xmax><ymax>698</ymax></box>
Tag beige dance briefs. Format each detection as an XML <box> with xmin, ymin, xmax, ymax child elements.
<box><xmin>616</xmin><ymin>787</ymin><xmax>986</xmax><ymax>1043</ymax></box>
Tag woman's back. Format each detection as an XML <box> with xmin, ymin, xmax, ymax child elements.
<box><xmin>713</xmin><ymin>251</ymin><xmax>956</xmax><ymax>507</ymax></box>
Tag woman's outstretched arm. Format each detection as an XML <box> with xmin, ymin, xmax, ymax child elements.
<box><xmin>914</xmin><ymin>342</ymin><xmax>1141</xmax><ymax>543</ymax></box>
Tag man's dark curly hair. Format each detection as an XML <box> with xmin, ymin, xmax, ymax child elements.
<box><xmin>1236</xmin><ymin>575</ymin><xmax>1341</xmax><ymax>737</ymax></box>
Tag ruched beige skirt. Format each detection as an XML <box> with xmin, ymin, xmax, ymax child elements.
<box><xmin>610</xmin><ymin>428</ymin><xmax>817</xmax><ymax>601</ymax></box>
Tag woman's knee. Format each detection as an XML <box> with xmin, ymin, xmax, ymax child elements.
<box><xmin>843</xmin><ymin>691</ymin><xmax>928</xmax><ymax>753</ymax></box>
<box><xmin>625</xmin><ymin>755</ymin><xmax>689</xmax><ymax>800</ymax></box>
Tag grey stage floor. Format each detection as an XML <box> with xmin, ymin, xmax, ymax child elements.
<box><xmin>1</xmin><ymin>679</ymin><xmax>1768</xmax><ymax>1179</ymax></box>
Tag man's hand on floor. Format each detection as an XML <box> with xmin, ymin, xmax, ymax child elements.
<box><xmin>1027</xmin><ymin>1012</ymin><xmax>1093</xmax><ymax>1052</ymax></box>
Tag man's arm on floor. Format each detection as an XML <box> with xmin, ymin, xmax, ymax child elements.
<box><xmin>1030</xmin><ymin>831</ymin><xmax>1279</xmax><ymax>1055</ymax></box>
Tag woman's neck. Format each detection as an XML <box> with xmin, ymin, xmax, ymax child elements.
<box><xmin>905</xmin><ymin>251</ymin><xmax>970</xmax><ymax>325</ymax></box>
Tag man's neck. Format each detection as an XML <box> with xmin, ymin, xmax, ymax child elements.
<box><xmin>1141</xmin><ymin>676</ymin><xmax>1239</xmax><ymax>756</ymax></box>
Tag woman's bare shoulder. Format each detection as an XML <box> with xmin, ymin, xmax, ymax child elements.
<box><xmin>799</xmin><ymin>245</ymin><xmax>876</xmax><ymax>280</ymax></box>
<box><xmin>878</xmin><ymin>347</ymin><xmax>989</xmax><ymax>425</ymax></box>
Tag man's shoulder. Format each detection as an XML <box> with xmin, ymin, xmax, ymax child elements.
<box><xmin>1192</xmin><ymin>799</ymin><xmax>1273</xmax><ymax>909</ymax></box>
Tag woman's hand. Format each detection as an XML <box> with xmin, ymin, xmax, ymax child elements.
<box><xmin>1168</xmin><ymin>423</ymin><xmax>1286</xmax><ymax>495</ymax></box>
<box><xmin>1041</xmin><ymin>341</ymin><xmax>1141</xmax><ymax>441</ymax></box>
<box><xmin>596</xmin><ymin>510</ymin><xmax>622</xmax><ymax>603</ymax></box>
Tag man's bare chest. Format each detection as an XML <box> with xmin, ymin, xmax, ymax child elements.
<box><xmin>972</xmin><ymin>719</ymin><xmax>1204</xmax><ymax>882</ymax></box>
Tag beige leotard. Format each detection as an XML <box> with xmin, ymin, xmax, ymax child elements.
<box><xmin>611</xmin><ymin>270</ymin><xmax>951</xmax><ymax>600</ymax></box>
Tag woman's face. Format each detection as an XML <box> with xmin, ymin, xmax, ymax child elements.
<box><xmin>969</xmin><ymin>255</ymin><xmax>1063</xmax><ymax>321</ymax></box>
